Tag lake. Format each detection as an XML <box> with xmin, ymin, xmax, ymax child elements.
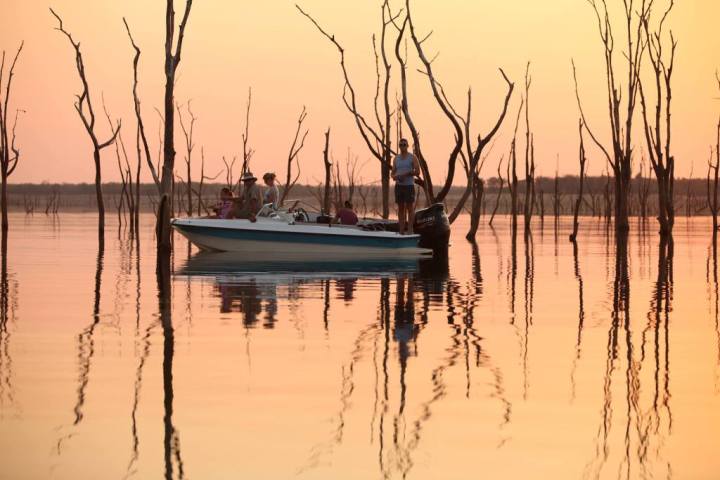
<box><xmin>0</xmin><ymin>212</ymin><xmax>718</xmax><ymax>479</ymax></box>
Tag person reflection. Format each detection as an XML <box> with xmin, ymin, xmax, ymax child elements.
<box><xmin>217</xmin><ymin>280</ymin><xmax>275</xmax><ymax>329</ymax></box>
<box><xmin>394</xmin><ymin>275</ymin><xmax>417</xmax><ymax>366</ymax></box>
<box><xmin>335</xmin><ymin>278</ymin><xmax>358</xmax><ymax>302</ymax></box>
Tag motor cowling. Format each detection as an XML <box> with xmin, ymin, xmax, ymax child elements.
<box><xmin>413</xmin><ymin>203</ymin><xmax>450</xmax><ymax>252</ymax></box>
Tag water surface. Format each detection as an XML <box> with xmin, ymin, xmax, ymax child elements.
<box><xmin>0</xmin><ymin>213</ymin><xmax>718</xmax><ymax>479</ymax></box>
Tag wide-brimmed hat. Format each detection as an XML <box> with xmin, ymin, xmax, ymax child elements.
<box><xmin>241</xmin><ymin>171</ymin><xmax>257</xmax><ymax>182</ymax></box>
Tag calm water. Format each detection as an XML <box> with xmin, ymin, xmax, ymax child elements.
<box><xmin>0</xmin><ymin>213</ymin><xmax>719</xmax><ymax>479</ymax></box>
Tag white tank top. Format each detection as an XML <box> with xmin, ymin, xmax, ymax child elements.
<box><xmin>394</xmin><ymin>154</ymin><xmax>415</xmax><ymax>186</ymax></box>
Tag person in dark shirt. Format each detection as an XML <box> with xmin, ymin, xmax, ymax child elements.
<box><xmin>335</xmin><ymin>201</ymin><xmax>359</xmax><ymax>225</ymax></box>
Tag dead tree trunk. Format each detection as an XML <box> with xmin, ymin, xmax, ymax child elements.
<box><xmin>240</xmin><ymin>87</ymin><xmax>254</xmax><ymax>179</ymax></box>
<box><xmin>639</xmin><ymin>2</ymin><xmax>677</xmax><ymax>236</ymax></box>
<box><xmin>52</xmin><ymin>10</ymin><xmax>121</xmax><ymax>239</ymax></box>
<box><xmin>466</xmin><ymin>177</ymin><xmax>484</xmax><ymax>241</ymax></box>
<box><xmin>322</xmin><ymin>128</ymin><xmax>332</xmax><ymax>215</ymax></box>
<box><xmin>158</xmin><ymin>0</ymin><xmax>194</xmax><ymax>256</ymax></box>
<box><xmin>0</xmin><ymin>43</ymin><xmax>24</xmax><ymax>234</ymax></box>
<box><xmin>570</xmin><ymin>119</ymin><xmax>587</xmax><ymax>242</ymax></box>
<box><xmin>449</xmin><ymin>71</ymin><xmax>515</xmax><ymax>227</ymax></box>
<box><xmin>573</xmin><ymin>0</ymin><xmax>654</xmax><ymax>234</ymax></box>
<box><xmin>280</xmin><ymin>106</ymin><xmax>309</xmax><ymax>206</ymax></box>
<box><xmin>522</xmin><ymin>63</ymin><xmax>535</xmax><ymax>233</ymax></box>
<box><xmin>509</xmin><ymin>98</ymin><xmax>524</xmax><ymax>231</ymax></box>
<box><xmin>553</xmin><ymin>170</ymin><xmax>561</xmax><ymax>222</ymax></box>
<box><xmin>709</xmin><ymin>94</ymin><xmax>720</xmax><ymax>233</ymax></box>
<box><xmin>489</xmin><ymin>157</ymin><xmax>504</xmax><ymax>227</ymax></box>
<box><xmin>177</xmin><ymin>101</ymin><xmax>196</xmax><ymax>216</ymax></box>
<box><xmin>123</xmin><ymin>19</ymin><xmax>154</xmax><ymax>237</ymax></box>
<box><xmin>298</xmin><ymin>2</ymin><xmax>396</xmax><ymax>217</ymax></box>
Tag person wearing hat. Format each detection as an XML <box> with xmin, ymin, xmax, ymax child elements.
<box><xmin>262</xmin><ymin>172</ymin><xmax>280</xmax><ymax>209</ymax></box>
<box><xmin>234</xmin><ymin>171</ymin><xmax>263</xmax><ymax>221</ymax></box>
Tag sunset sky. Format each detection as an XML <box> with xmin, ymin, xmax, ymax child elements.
<box><xmin>1</xmin><ymin>0</ymin><xmax>718</xmax><ymax>184</ymax></box>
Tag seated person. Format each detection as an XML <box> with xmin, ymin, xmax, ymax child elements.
<box><xmin>262</xmin><ymin>172</ymin><xmax>280</xmax><ymax>209</ymax></box>
<box><xmin>212</xmin><ymin>187</ymin><xmax>235</xmax><ymax>219</ymax></box>
<box><xmin>233</xmin><ymin>172</ymin><xmax>263</xmax><ymax>222</ymax></box>
<box><xmin>335</xmin><ymin>201</ymin><xmax>359</xmax><ymax>225</ymax></box>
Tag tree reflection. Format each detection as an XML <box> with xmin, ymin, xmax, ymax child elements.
<box><xmin>709</xmin><ymin>236</ymin><xmax>720</xmax><ymax>383</ymax></box>
<box><xmin>157</xmin><ymin>256</ymin><xmax>184</xmax><ymax>480</ymax></box>
<box><xmin>586</xmin><ymin>232</ymin><xmax>674</xmax><ymax>479</ymax></box>
<box><xmin>0</xmin><ymin>231</ymin><xmax>18</xmax><ymax>416</ymax></box>
<box><xmin>55</xmin><ymin>237</ymin><xmax>104</xmax><ymax>455</ymax></box>
<box><xmin>569</xmin><ymin>239</ymin><xmax>585</xmax><ymax>401</ymax></box>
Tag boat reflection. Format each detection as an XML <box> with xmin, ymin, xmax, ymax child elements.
<box><xmin>177</xmin><ymin>252</ymin><xmax>423</xmax><ymax>329</ymax></box>
<box><xmin>177</xmin><ymin>251</ymin><xmax>420</xmax><ymax>277</ymax></box>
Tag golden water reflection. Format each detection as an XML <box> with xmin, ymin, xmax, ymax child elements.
<box><xmin>0</xmin><ymin>214</ymin><xmax>718</xmax><ymax>479</ymax></box>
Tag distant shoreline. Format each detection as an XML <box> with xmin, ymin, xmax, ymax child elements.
<box><xmin>7</xmin><ymin>177</ymin><xmax>714</xmax><ymax>217</ymax></box>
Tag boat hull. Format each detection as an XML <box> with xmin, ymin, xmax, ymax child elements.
<box><xmin>172</xmin><ymin>218</ymin><xmax>431</xmax><ymax>256</ymax></box>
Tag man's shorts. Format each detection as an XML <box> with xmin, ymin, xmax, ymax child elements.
<box><xmin>395</xmin><ymin>184</ymin><xmax>416</xmax><ymax>204</ymax></box>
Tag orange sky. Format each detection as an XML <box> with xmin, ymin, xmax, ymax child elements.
<box><xmin>1</xmin><ymin>0</ymin><xmax>718</xmax><ymax>184</ymax></box>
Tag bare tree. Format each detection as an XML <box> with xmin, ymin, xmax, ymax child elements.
<box><xmin>323</xmin><ymin>128</ymin><xmax>332</xmax><ymax>215</ymax></box>
<box><xmin>508</xmin><ymin>98</ymin><xmax>524</xmax><ymax>230</ymax></box>
<box><xmin>639</xmin><ymin>0</ymin><xmax>677</xmax><ymax>236</ymax></box>
<box><xmin>709</xmin><ymin>81</ymin><xmax>720</xmax><ymax>233</ymax></box>
<box><xmin>573</xmin><ymin>0</ymin><xmax>654</xmax><ymax>234</ymax></box>
<box><xmin>297</xmin><ymin>2</ymin><xmax>398</xmax><ymax>218</ymax></box>
<box><xmin>51</xmin><ymin>9</ymin><xmax>121</xmax><ymax>238</ymax></box>
<box><xmin>193</xmin><ymin>147</ymin><xmax>222</xmax><ymax>216</ymax></box>
<box><xmin>570</xmin><ymin>120</ymin><xmax>587</xmax><ymax>242</ymax></box>
<box><xmin>489</xmin><ymin>157</ymin><xmax>505</xmax><ymax>227</ymax></box>
<box><xmin>102</xmin><ymin>98</ymin><xmax>134</xmax><ymax>230</ymax></box>
<box><xmin>448</xmin><ymin>69</ymin><xmax>514</xmax><ymax>230</ymax></box>
<box><xmin>280</xmin><ymin>106</ymin><xmax>309</xmax><ymax>206</ymax></box>
<box><xmin>240</xmin><ymin>87</ymin><xmax>254</xmax><ymax>178</ymax></box>
<box><xmin>177</xmin><ymin>101</ymin><xmax>196</xmax><ymax>216</ymax></box>
<box><xmin>157</xmin><ymin>0</ymin><xmax>194</xmax><ymax>256</ymax></box>
<box><xmin>522</xmin><ymin>63</ymin><xmax>535</xmax><ymax>233</ymax></box>
<box><xmin>222</xmin><ymin>156</ymin><xmax>238</xmax><ymax>192</ymax></box>
<box><xmin>123</xmin><ymin>18</ymin><xmax>152</xmax><ymax>236</ymax></box>
<box><xmin>402</xmin><ymin>0</ymin><xmax>465</xmax><ymax>204</ymax></box>
<box><xmin>0</xmin><ymin>42</ymin><xmax>23</xmax><ymax>234</ymax></box>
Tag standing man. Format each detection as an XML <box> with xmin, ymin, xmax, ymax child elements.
<box><xmin>392</xmin><ymin>138</ymin><xmax>421</xmax><ymax>234</ymax></box>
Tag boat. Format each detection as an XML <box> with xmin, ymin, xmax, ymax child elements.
<box><xmin>172</xmin><ymin>212</ymin><xmax>431</xmax><ymax>256</ymax></box>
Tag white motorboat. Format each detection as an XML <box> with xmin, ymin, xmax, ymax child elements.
<box><xmin>171</xmin><ymin>211</ymin><xmax>432</xmax><ymax>256</ymax></box>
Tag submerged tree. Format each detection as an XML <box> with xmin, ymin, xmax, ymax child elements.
<box><xmin>52</xmin><ymin>9</ymin><xmax>121</xmax><ymax>238</ymax></box>
<box><xmin>297</xmin><ymin>1</ymin><xmax>397</xmax><ymax>218</ymax></box>
<box><xmin>522</xmin><ymin>63</ymin><xmax>535</xmax><ymax>234</ymax></box>
<box><xmin>0</xmin><ymin>42</ymin><xmax>24</xmax><ymax>234</ymax></box>
<box><xmin>570</xmin><ymin>119</ymin><xmax>587</xmax><ymax>242</ymax></box>
<box><xmin>322</xmin><ymin>128</ymin><xmax>332</xmax><ymax>215</ymax></box>
<box><xmin>157</xmin><ymin>0</ymin><xmax>195</xmax><ymax>257</ymax></box>
<box><xmin>573</xmin><ymin>0</ymin><xmax>654</xmax><ymax>234</ymax></box>
<box><xmin>280</xmin><ymin>106</ymin><xmax>309</xmax><ymax>206</ymax></box>
<box><xmin>177</xmin><ymin>101</ymin><xmax>197</xmax><ymax>217</ymax></box>
<box><xmin>123</xmin><ymin>18</ymin><xmax>153</xmax><ymax>237</ymax></box>
<box><xmin>639</xmin><ymin>0</ymin><xmax>677</xmax><ymax>236</ymax></box>
<box><xmin>709</xmin><ymin>75</ymin><xmax>720</xmax><ymax>234</ymax></box>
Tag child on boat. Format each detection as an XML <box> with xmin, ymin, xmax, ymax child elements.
<box><xmin>212</xmin><ymin>187</ymin><xmax>235</xmax><ymax>219</ymax></box>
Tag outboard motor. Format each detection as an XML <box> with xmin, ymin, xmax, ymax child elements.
<box><xmin>413</xmin><ymin>203</ymin><xmax>450</xmax><ymax>253</ymax></box>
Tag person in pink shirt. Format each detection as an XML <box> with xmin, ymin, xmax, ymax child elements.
<box><xmin>212</xmin><ymin>187</ymin><xmax>235</xmax><ymax>219</ymax></box>
<box><xmin>335</xmin><ymin>201</ymin><xmax>359</xmax><ymax>225</ymax></box>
